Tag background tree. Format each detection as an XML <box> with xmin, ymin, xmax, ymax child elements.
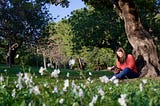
<box><xmin>0</xmin><ymin>0</ymin><xmax>51</xmax><ymax>67</ymax></box>
<box><xmin>68</xmin><ymin>7</ymin><xmax>131</xmax><ymax>52</ymax></box>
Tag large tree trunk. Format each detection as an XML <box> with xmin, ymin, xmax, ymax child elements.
<box><xmin>113</xmin><ymin>0</ymin><xmax>160</xmax><ymax>77</ymax></box>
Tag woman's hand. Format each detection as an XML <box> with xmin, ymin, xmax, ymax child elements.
<box><xmin>107</xmin><ymin>66</ymin><xmax>115</xmax><ymax>70</ymax></box>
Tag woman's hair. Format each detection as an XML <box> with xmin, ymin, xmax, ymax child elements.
<box><xmin>116</xmin><ymin>47</ymin><xmax>127</xmax><ymax>64</ymax></box>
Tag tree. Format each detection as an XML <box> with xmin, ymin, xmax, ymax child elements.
<box><xmin>112</xmin><ymin>0</ymin><xmax>160</xmax><ymax>77</ymax></box>
<box><xmin>0</xmin><ymin>0</ymin><xmax>51</xmax><ymax>67</ymax></box>
<box><xmin>0</xmin><ymin>0</ymin><xmax>70</xmax><ymax>67</ymax></box>
<box><xmin>83</xmin><ymin>0</ymin><xmax>160</xmax><ymax>77</ymax></box>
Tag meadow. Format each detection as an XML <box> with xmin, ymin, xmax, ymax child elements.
<box><xmin>0</xmin><ymin>64</ymin><xmax>160</xmax><ymax>106</ymax></box>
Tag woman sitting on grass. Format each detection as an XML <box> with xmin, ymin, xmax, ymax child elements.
<box><xmin>108</xmin><ymin>47</ymin><xmax>139</xmax><ymax>81</ymax></box>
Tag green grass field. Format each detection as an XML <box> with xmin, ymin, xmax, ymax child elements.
<box><xmin>0</xmin><ymin>64</ymin><xmax>160</xmax><ymax>106</ymax></box>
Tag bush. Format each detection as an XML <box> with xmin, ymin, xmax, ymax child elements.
<box><xmin>78</xmin><ymin>47</ymin><xmax>116</xmax><ymax>70</ymax></box>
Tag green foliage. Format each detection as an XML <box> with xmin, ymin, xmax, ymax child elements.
<box><xmin>82</xmin><ymin>0</ymin><xmax>113</xmax><ymax>8</ymax></box>
<box><xmin>68</xmin><ymin>7</ymin><xmax>129</xmax><ymax>52</ymax></box>
<box><xmin>76</xmin><ymin>47</ymin><xmax>116</xmax><ymax>70</ymax></box>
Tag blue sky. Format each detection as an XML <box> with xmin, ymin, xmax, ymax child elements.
<box><xmin>48</xmin><ymin>0</ymin><xmax>86</xmax><ymax>22</ymax></box>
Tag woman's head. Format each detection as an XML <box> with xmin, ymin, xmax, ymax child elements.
<box><xmin>116</xmin><ymin>47</ymin><xmax>127</xmax><ymax>64</ymax></box>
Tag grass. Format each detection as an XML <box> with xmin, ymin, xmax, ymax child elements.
<box><xmin>0</xmin><ymin>64</ymin><xmax>114</xmax><ymax>79</ymax></box>
<box><xmin>1</xmin><ymin>64</ymin><xmax>160</xmax><ymax>105</ymax></box>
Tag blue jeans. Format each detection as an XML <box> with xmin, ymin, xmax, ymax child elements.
<box><xmin>115</xmin><ymin>68</ymin><xmax>139</xmax><ymax>79</ymax></box>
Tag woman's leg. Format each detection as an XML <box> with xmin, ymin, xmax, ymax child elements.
<box><xmin>115</xmin><ymin>68</ymin><xmax>139</xmax><ymax>79</ymax></box>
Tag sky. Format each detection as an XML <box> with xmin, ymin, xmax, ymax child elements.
<box><xmin>48</xmin><ymin>0</ymin><xmax>86</xmax><ymax>22</ymax></box>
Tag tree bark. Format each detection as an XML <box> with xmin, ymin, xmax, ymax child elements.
<box><xmin>113</xmin><ymin>0</ymin><xmax>160</xmax><ymax>77</ymax></box>
<box><xmin>6</xmin><ymin>42</ymin><xmax>19</xmax><ymax>67</ymax></box>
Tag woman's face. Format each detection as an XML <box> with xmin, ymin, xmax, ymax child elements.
<box><xmin>116</xmin><ymin>51</ymin><xmax>124</xmax><ymax>58</ymax></box>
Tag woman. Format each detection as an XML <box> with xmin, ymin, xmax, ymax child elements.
<box><xmin>109</xmin><ymin>47</ymin><xmax>139</xmax><ymax>81</ymax></box>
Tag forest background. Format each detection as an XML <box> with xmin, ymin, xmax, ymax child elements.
<box><xmin>0</xmin><ymin>0</ymin><xmax>160</xmax><ymax>71</ymax></box>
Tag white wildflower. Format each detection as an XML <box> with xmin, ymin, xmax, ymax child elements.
<box><xmin>4</xmin><ymin>69</ymin><xmax>7</xmax><ymax>72</ymax></box>
<box><xmin>66</xmin><ymin>72</ymin><xmax>70</xmax><ymax>77</ymax></box>
<box><xmin>72</xmin><ymin>103</ymin><xmax>77</xmax><ymax>106</ymax></box>
<box><xmin>142</xmin><ymin>79</ymin><xmax>147</xmax><ymax>84</ymax></box>
<box><xmin>52</xmin><ymin>86</ymin><xmax>58</xmax><ymax>93</ymax></box>
<box><xmin>89</xmin><ymin>95</ymin><xmax>98</xmax><ymax>106</ymax></box>
<box><xmin>71</xmin><ymin>80</ymin><xmax>79</xmax><ymax>95</ymax></box>
<box><xmin>43</xmin><ymin>83</ymin><xmax>48</xmax><ymax>88</ymax></box>
<box><xmin>90</xmin><ymin>79</ymin><xmax>94</xmax><ymax>84</ymax></box>
<box><xmin>39</xmin><ymin>67</ymin><xmax>46</xmax><ymax>75</ymax></box>
<box><xmin>99</xmin><ymin>75</ymin><xmax>109</xmax><ymax>83</ymax></box>
<box><xmin>118</xmin><ymin>94</ymin><xmax>127</xmax><ymax>106</ymax></box>
<box><xmin>71</xmin><ymin>80</ymin><xmax>76</xmax><ymax>88</ymax></box>
<box><xmin>16</xmin><ymin>54</ymin><xmax>19</xmax><ymax>58</ymax></box>
<box><xmin>92</xmin><ymin>95</ymin><xmax>98</xmax><ymax>103</ymax></box>
<box><xmin>63</xmin><ymin>79</ymin><xmax>69</xmax><ymax>91</ymax></box>
<box><xmin>0</xmin><ymin>75</ymin><xmax>4</xmax><ymax>83</ymax></box>
<box><xmin>16</xmin><ymin>72</ymin><xmax>23</xmax><ymax>89</ymax></box>
<box><xmin>16</xmin><ymin>82</ymin><xmax>23</xmax><ymax>90</ymax></box>
<box><xmin>2</xmin><ymin>85</ymin><xmax>5</xmax><ymax>88</ymax></box>
<box><xmin>72</xmin><ymin>85</ymin><xmax>78</xmax><ymax>94</ymax></box>
<box><xmin>98</xmin><ymin>88</ymin><xmax>105</xmax><ymax>96</ymax></box>
<box><xmin>30</xmin><ymin>86</ymin><xmax>40</xmax><ymax>95</ymax></box>
<box><xmin>59</xmin><ymin>98</ymin><xmax>64</xmax><ymax>104</ymax></box>
<box><xmin>139</xmin><ymin>83</ymin><xmax>143</xmax><ymax>92</ymax></box>
<box><xmin>78</xmin><ymin>88</ymin><xmax>84</xmax><ymax>97</ymax></box>
<box><xmin>113</xmin><ymin>79</ymin><xmax>119</xmax><ymax>86</ymax></box>
<box><xmin>98</xmin><ymin>87</ymin><xmax>105</xmax><ymax>100</ymax></box>
<box><xmin>64</xmin><ymin>79</ymin><xmax>69</xmax><ymax>87</ymax></box>
<box><xmin>17</xmin><ymin>72</ymin><xmax>23</xmax><ymax>77</ymax></box>
<box><xmin>12</xmin><ymin>89</ymin><xmax>16</xmax><ymax>97</ymax></box>
<box><xmin>23</xmin><ymin>73</ymin><xmax>33</xmax><ymax>86</ymax></box>
<box><xmin>47</xmin><ymin>63</ymin><xmax>52</xmax><ymax>67</ymax></box>
<box><xmin>80</xmin><ymin>83</ymin><xmax>86</xmax><ymax>89</ymax></box>
<box><xmin>42</xmin><ymin>103</ymin><xmax>46</xmax><ymax>106</ymax></box>
<box><xmin>89</xmin><ymin>72</ymin><xmax>92</xmax><ymax>76</ymax></box>
<box><xmin>89</xmin><ymin>102</ymin><xmax>94</xmax><ymax>106</ymax></box>
<box><xmin>51</xmin><ymin>69</ymin><xmax>60</xmax><ymax>78</ymax></box>
<box><xmin>87</xmin><ymin>77</ymin><xmax>91</xmax><ymax>82</ymax></box>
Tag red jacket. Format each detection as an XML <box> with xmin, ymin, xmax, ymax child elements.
<box><xmin>116</xmin><ymin>54</ymin><xmax>138</xmax><ymax>73</ymax></box>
